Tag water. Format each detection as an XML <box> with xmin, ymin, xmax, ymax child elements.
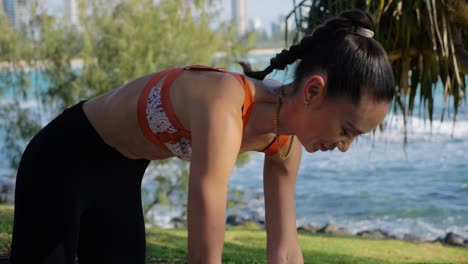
<box><xmin>1</xmin><ymin>57</ymin><xmax>467</xmax><ymax>241</ymax></box>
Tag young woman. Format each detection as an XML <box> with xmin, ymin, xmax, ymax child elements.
<box><xmin>9</xmin><ymin>9</ymin><xmax>395</xmax><ymax>264</ymax></box>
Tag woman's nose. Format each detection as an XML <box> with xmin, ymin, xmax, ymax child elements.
<box><xmin>338</xmin><ymin>136</ymin><xmax>356</xmax><ymax>152</ymax></box>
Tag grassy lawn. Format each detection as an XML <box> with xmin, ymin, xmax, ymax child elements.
<box><xmin>0</xmin><ymin>205</ymin><xmax>13</xmax><ymax>256</ymax></box>
<box><xmin>1</xmin><ymin>205</ymin><xmax>467</xmax><ymax>263</ymax></box>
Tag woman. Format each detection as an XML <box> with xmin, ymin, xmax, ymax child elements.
<box><xmin>9</xmin><ymin>9</ymin><xmax>395</xmax><ymax>264</ymax></box>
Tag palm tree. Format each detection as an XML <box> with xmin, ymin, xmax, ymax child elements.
<box><xmin>285</xmin><ymin>0</ymin><xmax>467</xmax><ymax>141</ymax></box>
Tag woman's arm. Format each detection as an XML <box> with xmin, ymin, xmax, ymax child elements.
<box><xmin>187</xmin><ymin>77</ymin><xmax>244</xmax><ymax>263</ymax></box>
<box><xmin>263</xmin><ymin>137</ymin><xmax>303</xmax><ymax>264</ymax></box>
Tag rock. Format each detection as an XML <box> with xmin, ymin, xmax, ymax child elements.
<box><xmin>226</xmin><ymin>214</ymin><xmax>246</xmax><ymax>226</ymax></box>
<box><xmin>444</xmin><ymin>232</ymin><xmax>465</xmax><ymax>246</ymax></box>
<box><xmin>318</xmin><ymin>224</ymin><xmax>353</xmax><ymax>236</ymax></box>
<box><xmin>357</xmin><ymin>229</ymin><xmax>392</xmax><ymax>240</ymax></box>
<box><xmin>297</xmin><ymin>224</ymin><xmax>320</xmax><ymax>233</ymax></box>
<box><xmin>403</xmin><ymin>233</ymin><xmax>423</xmax><ymax>243</ymax></box>
<box><xmin>170</xmin><ymin>217</ymin><xmax>185</xmax><ymax>229</ymax></box>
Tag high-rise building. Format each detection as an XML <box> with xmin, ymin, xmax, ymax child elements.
<box><xmin>231</xmin><ymin>0</ymin><xmax>248</xmax><ymax>37</ymax></box>
<box><xmin>2</xmin><ymin>0</ymin><xmax>28</xmax><ymax>31</ymax></box>
<box><xmin>64</xmin><ymin>0</ymin><xmax>80</xmax><ymax>28</ymax></box>
<box><xmin>2</xmin><ymin>0</ymin><xmax>17</xmax><ymax>26</ymax></box>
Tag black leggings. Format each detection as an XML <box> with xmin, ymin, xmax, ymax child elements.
<box><xmin>9</xmin><ymin>101</ymin><xmax>150</xmax><ymax>264</ymax></box>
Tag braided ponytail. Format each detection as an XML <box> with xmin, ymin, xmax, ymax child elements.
<box><xmin>239</xmin><ymin>9</ymin><xmax>394</xmax><ymax>104</ymax></box>
<box><xmin>238</xmin><ymin>43</ymin><xmax>304</xmax><ymax>80</ymax></box>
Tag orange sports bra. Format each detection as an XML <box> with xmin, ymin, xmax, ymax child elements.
<box><xmin>137</xmin><ymin>65</ymin><xmax>291</xmax><ymax>161</ymax></box>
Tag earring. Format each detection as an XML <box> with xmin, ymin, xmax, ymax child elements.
<box><xmin>305</xmin><ymin>100</ymin><xmax>310</xmax><ymax>107</ymax></box>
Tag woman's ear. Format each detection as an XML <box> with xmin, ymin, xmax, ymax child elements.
<box><xmin>303</xmin><ymin>74</ymin><xmax>326</xmax><ymax>107</ymax></box>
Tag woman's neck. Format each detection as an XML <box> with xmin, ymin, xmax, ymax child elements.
<box><xmin>248</xmin><ymin>78</ymin><xmax>297</xmax><ymax>136</ymax></box>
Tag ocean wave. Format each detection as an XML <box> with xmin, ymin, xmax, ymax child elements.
<box><xmin>363</xmin><ymin>113</ymin><xmax>468</xmax><ymax>143</ymax></box>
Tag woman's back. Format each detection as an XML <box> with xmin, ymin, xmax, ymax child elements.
<box><xmin>83</xmin><ymin>66</ymin><xmax>286</xmax><ymax>160</ymax></box>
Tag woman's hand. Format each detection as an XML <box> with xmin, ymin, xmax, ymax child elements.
<box><xmin>263</xmin><ymin>136</ymin><xmax>304</xmax><ymax>264</ymax></box>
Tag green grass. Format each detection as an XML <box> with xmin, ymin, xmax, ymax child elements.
<box><xmin>1</xmin><ymin>205</ymin><xmax>467</xmax><ymax>263</ymax></box>
<box><xmin>146</xmin><ymin>226</ymin><xmax>468</xmax><ymax>264</ymax></box>
<box><xmin>0</xmin><ymin>205</ymin><xmax>13</xmax><ymax>255</ymax></box>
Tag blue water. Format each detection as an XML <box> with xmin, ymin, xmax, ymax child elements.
<box><xmin>1</xmin><ymin>57</ymin><xmax>467</xmax><ymax>241</ymax></box>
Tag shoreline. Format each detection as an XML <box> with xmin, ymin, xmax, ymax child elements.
<box><xmin>0</xmin><ymin>49</ymin><xmax>281</xmax><ymax>71</ymax></box>
<box><xmin>223</xmin><ymin>215</ymin><xmax>468</xmax><ymax>247</ymax></box>
<box><xmin>143</xmin><ymin>211</ymin><xmax>468</xmax><ymax>247</ymax></box>
<box><xmin>0</xmin><ymin>202</ymin><xmax>466</xmax><ymax>249</ymax></box>
<box><xmin>1</xmin><ymin>200</ymin><xmax>465</xmax><ymax>246</ymax></box>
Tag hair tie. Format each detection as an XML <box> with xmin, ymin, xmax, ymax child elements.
<box><xmin>355</xmin><ymin>27</ymin><xmax>374</xmax><ymax>38</ymax></box>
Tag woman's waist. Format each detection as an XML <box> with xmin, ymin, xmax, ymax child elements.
<box><xmin>112</xmin><ymin>140</ymin><xmax>174</xmax><ymax>160</ymax></box>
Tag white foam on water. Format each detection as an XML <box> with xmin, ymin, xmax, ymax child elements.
<box><xmin>296</xmin><ymin>216</ymin><xmax>467</xmax><ymax>241</ymax></box>
<box><xmin>374</xmin><ymin>113</ymin><xmax>468</xmax><ymax>142</ymax></box>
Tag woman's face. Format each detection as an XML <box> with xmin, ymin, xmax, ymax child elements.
<box><xmin>291</xmin><ymin>75</ymin><xmax>391</xmax><ymax>153</ymax></box>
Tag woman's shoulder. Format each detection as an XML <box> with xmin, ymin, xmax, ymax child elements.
<box><xmin>183</xmin><ymin>69</ymin><xmax>248</xmax><ymax>108</ymax></box>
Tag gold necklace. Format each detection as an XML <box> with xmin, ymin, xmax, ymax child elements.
<box><xmin>274</xmin><ymin>86</ymin><xmax>295</xmax><ymax>160</ymax></box>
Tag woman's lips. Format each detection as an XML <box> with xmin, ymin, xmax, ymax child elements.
<box><xmin>319</xmin><ymin>144</ymin><xmax>329</xmax><ymax>151</ymax></box>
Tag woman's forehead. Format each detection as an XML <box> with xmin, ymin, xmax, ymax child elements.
<box><xmin>352</xmin><ymin>100</ymin><xmax>390</xmax><ymax>131</ymax></box>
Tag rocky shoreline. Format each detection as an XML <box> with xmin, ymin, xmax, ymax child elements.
<box><xmin>222</xmin><ymin>215</ymin><xmax>468</xmax><ymax>248</ymax></box>
<box><xmin>2</xmin><ymin>175</ymin><xmax>468</xmax><ymax>249</ymax></box>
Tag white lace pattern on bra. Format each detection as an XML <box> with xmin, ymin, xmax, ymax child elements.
<box><xmin>146</xmin><ymin>84</ymin><xmax>192</xmax><ymax>161</ymax></box>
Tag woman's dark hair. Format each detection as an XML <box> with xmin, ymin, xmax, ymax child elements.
<box><xmin>239</xmin><ymin>9</ymin><xmax>395</xmax><ymax>104</ymax></box>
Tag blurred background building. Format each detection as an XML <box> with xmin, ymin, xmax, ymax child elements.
<box><xmin>1</xmin><ymin>0</ymin><xmax>28</xmax><ymax>31</ymax></box>
<box><xmin>2</xmin><ymin>0</ymin><xmax>81</xmax><ymax>31</ymax></box>
<box><xmin>231</xmin><ymin>0</ymin><xmax>248</xmax><ymax>37</ymax></box>
<box><xmin>64</xmin><ymin>0</ymin><xmax>80</xmax><ymax>29</ymax></box>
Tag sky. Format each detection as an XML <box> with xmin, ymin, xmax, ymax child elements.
<box><xmin>44</xmin><ymin>0</ymin><xmax>295</xmax><ymax>29</ymax></box>
<box><xmin>219</xmin><ymin>0</ymin><xmax>294</xmax><ymax>27</ymax></box>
